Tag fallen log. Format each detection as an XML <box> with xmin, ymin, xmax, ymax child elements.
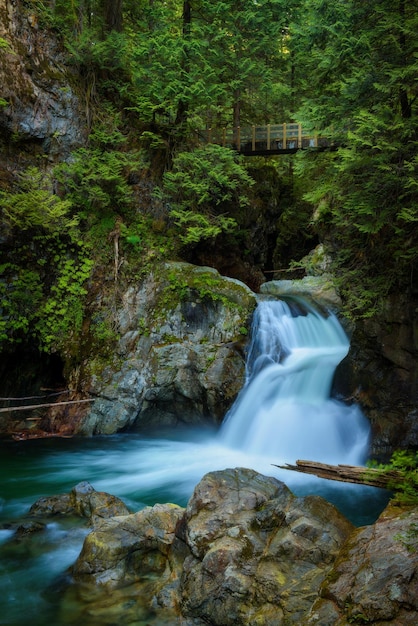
<box><xmin>273</xmin><ymin>460</ymin><xmax>401</xmax><ymax>490</ymax></box>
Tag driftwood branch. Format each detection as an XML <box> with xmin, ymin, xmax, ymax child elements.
<box><xmin>0</xmin><ymin>398</ymin><xmax>94</xmax><ymax>414</ymax></box>
<box><xmin>274</xmin><ymin>460</ymin><xmax>401</xmax><ymax>490</ymax></box>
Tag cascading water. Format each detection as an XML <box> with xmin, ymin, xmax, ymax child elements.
<box><xmin>0</xmin><ymin>296</ymin><xmax>386</xmax><ymax>626</ymax></box>
<box><xmin>220</xmin><ymin>297</ymin><xmax>370</xmax><ymax>464</ymax></box>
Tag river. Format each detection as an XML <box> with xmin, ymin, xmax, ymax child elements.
<box><xmin>1</xmin><ymin>298</ymin><xmax>390</xmax><ymax>625</ymax></box>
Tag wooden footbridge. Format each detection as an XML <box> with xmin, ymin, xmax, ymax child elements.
<box><xmin>199</xmin><ymin>123</ymin><xmax>333</xmax><ymax>156</ymax></box>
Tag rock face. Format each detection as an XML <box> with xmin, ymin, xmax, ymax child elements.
<box><xmin>307</xmin><ymin>504</ymin><xmax>418</xmax><ymax>625</ymax></box>
<box><xmin>260</xmin><ymin>276</ymin><xmax>343</xmax><ymax>311</ymax></box>
<box><xmin>0</xmin><ymin>0</ymin><xmax>86</xmax><ymax>174</ymax></box>
<box><xmin>346</xmin><ymin>292</ymin><xmax>418</xmax><ymax>459</ymax></box>
<box><xmin>69</xmin><ymin>468</ymin><xmax>355</xmax><ymax>625</ymax></box>
<box><xmin>67</xmin><ymin>263</ymin><xmax>256</xmax><ymax>436</ymax></box>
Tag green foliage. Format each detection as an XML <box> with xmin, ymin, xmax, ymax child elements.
<box><xmin>0</xmin><ymin>36</ymin><xmax>14</xmax><ymax>53</ymax></box>
<box><xmin>369</xmin><ymin>450</ymin><xmax>418</xmax><ymax>506</ymax></box>
<box><xmin>0</xmin><ymin>167</ymin><xmax>78</xmax><ymax>234</ymax></box>
<box><xmin>0</xmin><ymin>166</ymin><xmax>93</xmax><ymax>353</ymax></box>
<box><xmin>169</xmin><ymin>210</ymin><xmax>237</xmax><ymax>245</ymax></box>
<box><xmin>394</xmin><ymin>523</ymin><xmax>418</xmax><ymax>554</ymax></box>
<box><xmin>0</xmin><ymin>242</ymin><xmax>93</xmax><ymax>353</ymax></box>
<box><xmin>293</xmin><ymin>0</ymin><xmax>418</xmax><ymax>317</ymax></box>
<box><xmin>54</xmin><ymin>146</ymin><xmax>137</xmax><ymax>218</ymax></box>
<box><xmin>156</xmin><ymin>144</ymin><xmax>253</xmax><ymax>246</ymax></box>
<box><xmin>35</xmin><ymin>254</ymin><xmax>94</xmax><ymax>352</ymax></box>
<box><xmin>164</xmin><ymin>267</ymin><xmax>236</xmax><ymax>310</ymax></box>
<box><xmin>0</xmin><ymin>266</ymin><xmax>43</xmax><ymax>343</ymax></box>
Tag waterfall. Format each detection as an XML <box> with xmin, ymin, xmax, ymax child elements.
<box><xmin>220</xmin><ymin>297</ymin><xmax>370</xmax><ymax>465</ymax></box>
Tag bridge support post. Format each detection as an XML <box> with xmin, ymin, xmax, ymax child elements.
<box><xmin>267</xmin><ymin>124</ymin><xmax>271</xmax><ymax>150</ymax></box>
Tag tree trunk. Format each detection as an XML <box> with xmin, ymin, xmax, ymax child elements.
<box><xmin>274</xmin><ymin>460</ymin><xmax>401</xmax><ymax>490</ymax></box>
<box><xmin>103</xmin><ymin>0</ymin><xmax>123</xmax><ymax>33</ymax></box>
<box><xmin>175</xmin><ymin>1</ymin><xmax>191</xmax><ymax>127</ymax></box>
<box><xmin>399</xmin><ymin>0</ymin><xmax>411</xmax><ymax>118</ymax></box>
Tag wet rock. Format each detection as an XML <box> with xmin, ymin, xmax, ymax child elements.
<box><xmin>72</xmin><ymin>502</ymin><xmax>185</xmax><ymax>587</ymax></box>
<box><xmin>345</xmin><ymin>292</ymin><xmax>418</xmax><ymax>459</ymax></box>
<box><xmin>76</xmin><ymin>263</ymin><xmax>256</xmax><ymax>435</ymax></box>
<box><xmin>29</xmin><ymin>481</ymin><xmax>130</xmax><ymax>523</ymax></box>
<box><xmin>69</xmin><ymin>468</ymin><xmax>354</xmax><ymax>625</ymax></box>
<box><xmin>260</xmin><ymin>276</ymin><xmax>342</xmax><ymax>311</ymax></box>
<box><xmin>179</xmin><ymin>468</ymin><xmax>353</xmax><ymax>626</ymax></box>
<box><xmin>307</xmin><ymin>504</ymin><xmax>418</xmax><ymax>625</ymax></box>
<box><xmin>0</xmin><ymin>0</ymin><xmax>86</xmax><ymax>164</ymax></box>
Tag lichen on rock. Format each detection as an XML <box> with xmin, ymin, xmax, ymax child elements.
<box><xmin>77</xmin><ymin>262</ymin><xmax>256</xmax><ymax>435</ymax></box>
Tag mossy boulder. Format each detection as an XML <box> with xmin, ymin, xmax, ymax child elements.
<box><xmin>73</xmin><ymin>263</ymin><xmax>256</xmax><ymax>435</ymax></box>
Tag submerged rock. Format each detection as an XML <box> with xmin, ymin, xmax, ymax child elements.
<box><xmin>29</xmin><ymin>481</ymin><xmax>130</xmax><ymax>524</ymax></box>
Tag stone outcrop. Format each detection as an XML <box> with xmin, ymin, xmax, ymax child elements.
<box><xmin>28</xmin><ymin>480</ymin><xmax>130</xmax><ymax>524</ymax></box>
<box><xmin>260</xmin><ymin>275</ymin><xmax>343</xmax><ymax>312</ymax></box>
<box><xmin>68</xmin><ymin>468</ymin><xmax>355</xmax><ymax>625</ymax></box>
<box><xmin>0</xmin><ymin>0</ymin><xmax>86</xmax><ymax>177</ymax></box>
<box><xmin>3</xmin><ymin>481</ymin><xmax>130</xmax><ymax>541</ymax></box>
<box><xmin>62</xmin><ymin>263</ymin><xmax>256</xmax><ymax>436</ymax></box>
<box><xmin>345</xmin><ymin>292</ymin><xmax>418</xmax><ymax>459</ymax></box>
<box><xmin>179</xmin><ymin>468</ymin><xmax>353</xmax><ymax>626</ymax></box>
<box><xmin>4</xmin><ymin>471</ymin><xmax>416</xmax><ymax>625</ymax></box>
<box><xmin>307</xmin><ymin>504</ymin><xmax>418</xmax><ymax>625</ymax></box>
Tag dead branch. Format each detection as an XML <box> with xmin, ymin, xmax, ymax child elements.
<box><xmin>273</xmin><ymin>459</ymin><xmax>401</xmax><ymax>490</ymax></box>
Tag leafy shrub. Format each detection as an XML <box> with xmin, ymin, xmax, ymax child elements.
<box><xmin>369</xmin><ymin>450</ymin><xmax>418</xmax><ymax>506</ymax></box>
<box><xmin>155</xmin><ymin>144</ymin><xmax>254</xmax><ymax>245</ymax></box>
<box><xmin>0</xmin><ymin>167</ymin><xmax>78</xmax><ymax>233</ymax></box>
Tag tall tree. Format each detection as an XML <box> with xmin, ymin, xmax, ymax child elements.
<box><xmin>294</xmin><ymin>0</ymin><xmax>418</xmax><ymax>315</ymax></box>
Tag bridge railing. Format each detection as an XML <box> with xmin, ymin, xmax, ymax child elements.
<box><xmin>199</xmin><ymin>123</ymin><xmax>330</xmax><ymax>154</ymax></box>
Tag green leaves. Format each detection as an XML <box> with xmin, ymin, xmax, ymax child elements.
<box><xmin>156</xmin><ymin>144</ymin><xmax>253</xmax><ymax>246</ymax></box>
<box><xmin>55</xmin><ymin>147</ymin><xmax>137</xmax><ymax>217</ymax></box>
<box><xmin>293</xmin><ymin>0</ymin><xmax>418</xmax><ymax>317</ymax></box>
<box><xmin>170</xmin><ymin>210</ymin><xmax>237</xmax><ymax>245</ymax></box>
<box><xmin>370</xmin><ymin>450</ymin><xmax>418</xmax><ymax>507</ymax></box>
<box><xmin>0</xmin><ymin>167</ymin><xmax>77</xmax><ymax>234</ymax></box>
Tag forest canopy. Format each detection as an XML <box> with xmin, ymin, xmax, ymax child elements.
<box><xmin>0</xmin><ymin>0</ymin><xmax>417</xmax><ymax>351</ymax></box>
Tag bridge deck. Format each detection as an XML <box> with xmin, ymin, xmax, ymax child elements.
<box><xmin>199</xmin><ymin>123</ymin><xmax>332</xmax><ymax>155</ymax></box>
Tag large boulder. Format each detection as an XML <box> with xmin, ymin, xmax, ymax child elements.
<box><xmin>179</xmin><ymin>468</ymin><xmax>353</xmax><ymax>625</ymax></box>
<box><xmin>69</xmin><ymin>263</ymin><xmax>256</xmax><ymax>435</ymax></box>
<box><xmin>69</xmin><ymin>468</ymin><xmax>354</xmax><ymax>625</ymax></box>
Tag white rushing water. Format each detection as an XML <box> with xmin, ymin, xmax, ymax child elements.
<box><xmin>0</xmin><ymin>297</ymin><xmax>383</xmax><ymax>626</ymax></box>
<box><xmin>220</xmin><ymin>297</ymin><xmax>370</xmax><ymax>464</ymax></box>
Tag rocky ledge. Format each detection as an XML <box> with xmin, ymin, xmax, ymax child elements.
<box><xmin>6</xmin><ymin>469</ymin><xmax>417</xmax><ymax>625</ymax></box>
